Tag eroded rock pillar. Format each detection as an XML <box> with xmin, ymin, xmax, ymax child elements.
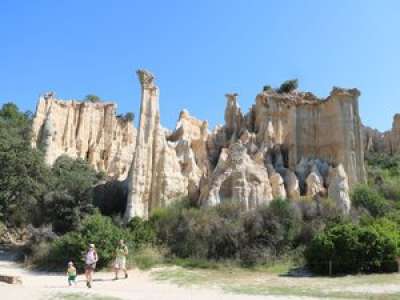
<box><xmin>124</xmin><ymin>70</ymin><xmax>160</xmax><ymax>222</ymax></box>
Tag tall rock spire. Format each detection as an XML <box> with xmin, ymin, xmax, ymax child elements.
<box><xmin>124</xmin><ymin>70</ymin><xmax>160</xmax><ymax>221</ymax></box>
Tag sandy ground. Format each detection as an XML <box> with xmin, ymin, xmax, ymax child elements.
<box><xmin>0</xmin><ymin>248</ymin><xmax>319</xmax><ymax>300</ymax></box>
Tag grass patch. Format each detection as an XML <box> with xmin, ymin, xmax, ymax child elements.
<box><xmin>152</xmin><ymin>267</ymin><xmax>209</xmax><ymax>286</ymax></box>
<box><xmin>128</xmin><ymin>246</ymin><xmax>164</xmax><ymax>270</ymax></box>
<box><xmin>225</xmin><ymin>284</ymin><xmax>400</xmax><ymax>300</ymax></box>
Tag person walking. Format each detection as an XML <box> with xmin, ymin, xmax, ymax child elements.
<box><xmin>84</xmin><ymin>243</ymin><xmax>98</xmax><ymax>288</ymax></box>
<box><xmin>66</xmin><ymin>261</ymin><xmax>77</xmax><ymax>286</ymax></box>
<box><xmin>113</xmin><ymin>239</ymin><xmax>129</xmax><ymax>280</ymax></box>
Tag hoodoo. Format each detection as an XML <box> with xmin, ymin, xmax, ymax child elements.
<box><xmin>32</xmin><ymin>70</ymin><xmax>369</xmax><ymax>221</ymax></box>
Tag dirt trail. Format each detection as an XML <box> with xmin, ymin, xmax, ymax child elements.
<box><xmin>0</xmin><ymin>248</ymin><xmax>316</xmax><ymax>300</ymax></box>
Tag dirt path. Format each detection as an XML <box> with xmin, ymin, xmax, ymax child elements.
<box><xmin>0</xmin><ymin>248</ymin><xmax>317</xmax><ymax>300</ymax></box>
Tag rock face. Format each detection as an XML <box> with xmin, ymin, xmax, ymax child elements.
<box><xmin>123</xmin><ymin>73</ymin><xmax>366</xmax><ymax>220</ymax></box>
<box><xmin>124</xmin><ymin>70</ymin><xmax>208</xmax><ymax>221</ymax></box>
<box><xmin>31</xmin><ymin>93</ymin><xmax>136</xmax><ymax>179</ymax></box>
<box><xmin>362</xmin><ymin>114</ymin><xmax>400</xmax><ymax>155</ymax></box>
<box><xmin>32</xmin><ymin>70</ymin><xmax>368</xmax><ymax>220</ymax></box>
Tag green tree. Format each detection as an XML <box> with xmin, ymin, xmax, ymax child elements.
<box><xmin>0</xmin><ymin>103</ymin><xmax>50</xmax><ymax>225</ymax></box>
<box><xmin>84</xmin><ymin>94</ymin><xmax>101</xmax><ymax>103</ymax></box>
<box><xmin>277</xmin><ymin>79</ymin><xmax>298</xmax><ymax>93</ymax></box>
<box><xmin>43</xmin><ymin>155</ymin><xmax>104</xmax><ymax>233</ymax></box>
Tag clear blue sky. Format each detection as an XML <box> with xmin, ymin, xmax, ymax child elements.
<box><xmin>0</xmin><ymin>0</ymin><xmax>399</xmax><ymax>131</ymax></box>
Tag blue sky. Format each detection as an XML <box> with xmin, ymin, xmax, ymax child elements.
<box><xmin>0</xmin><ymin>0</ymin><xmax>399</xmax><ymax>131</ymax></box>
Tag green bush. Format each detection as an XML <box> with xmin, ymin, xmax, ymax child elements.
<box><xmin>84</xmin><ymin>94</ymin><xmax>101</xmax><ymax>103</ymax></box>
<box><xmin>42</xmin><ymin>156</ymin><xmax>103</xmax><ymax>233</ymax></box>
<box><xmin>126</xmin><ymin>217</ymin><xmax>156</xmax><ymax>249</ymax></box>
<box><xmin>305</xmin><ymin>221</ymin><xmax>398</xmax><ymax>275</ymax></box>
<box><xmin>277</xmin><ymin>79</ymin><xmax>298</xmax><ymax>93</ymax></box>
<box><xmin>351</xmin><ymin>185</ymin><xmax>389</xmax><ymax>217</ymax></box>
<box><xmin>151</xmin><ymin>199</ymin><xmax>303</xmax><ymax>266</ymax></box>
<box><xmin>45</xmin><ymin>214</ymin><xmax>129</xmax><ymax>271</ymax></box>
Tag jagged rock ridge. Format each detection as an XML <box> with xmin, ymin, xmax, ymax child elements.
<box><xmin>31</xmin><ymin>70</ymin><xmax>369</xmax><ymax>220</ymax></box>
<box><xmin>31</xmin><ymin>93</ymin><xmax>136</xmax><ymax>179</ymax></box>
<box><xmin>124</xmin><ymin>70</ymin><xmax>366</xmax><ymax>221</ymax></box>
<box><xmin>363</xmin><ymin>114</ymin><xmax>400</xmax><ymax>155</ymax></box>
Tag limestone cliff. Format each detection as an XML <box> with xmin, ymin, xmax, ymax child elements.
<box><xmin>32</xmin><ymin>70</ymin><xmax>368</xmax><ymax>220</ymax></box>
<box><xmin>362</xmin><ymin>114</ymin><xmax>400</xmax><ymax>155</ymax></box>
<box><xmin>124</xmin><ymin>71</ymin><xmax>366</xmax><ymax>220</ymax></box>
<box><xmin>31</xmin><ymin>93</ymin><xmax>136</xmax><ymax>179</ymax></box>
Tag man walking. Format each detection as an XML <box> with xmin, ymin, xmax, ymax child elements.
<box><xmin>113</xmin><ymin>239</ymin><xmax>129</xmax><ymax>280</ymax></box>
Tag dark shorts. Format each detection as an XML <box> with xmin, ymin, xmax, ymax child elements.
<box><xmin>68</xmin><ymin>275</ymin><xmax>76</xmax><ymax>281</ymax></box>
<box><xmin>85</xmin><ymin>263</ymin><xmax>96</xmax><ymax>271</ymax></box>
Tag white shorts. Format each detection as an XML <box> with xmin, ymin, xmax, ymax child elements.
<box><xmin>114</xmin><ymin>256</ymin><xmax>126</xmax><ymax>269</ymax></box>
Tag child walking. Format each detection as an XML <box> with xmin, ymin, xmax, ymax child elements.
<box><xmin>67</xmin><ymin>261</ymin><xmax>77</xmax><ymax>286</ymax></box>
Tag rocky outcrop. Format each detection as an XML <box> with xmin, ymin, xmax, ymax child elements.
<box><xmin>32</xmin><ymin>70</ymin><xmax>367</xmax><ymax>220</ymax></box>
<box><xmin>384</xmin><ymin>114</ymin><xmax>400</xmax><ymax>154</ymax></box>
<box><xmin>124</xmin><ymin>70</ymin><xmax>208</xmax><ymax>221</ymax></box>
<box><xmin>362</xmin><ymin>114</ymin><xmax>400</xmax><ymax>155</ymax></box>
<box><xmin>31</xmin><ymin>93</ymin><xmax>136</xmax><ymax>179</ymax></box>
<box><xmin>328</xmin><ymin>164</ymin><xmax>351</xmax><ymax>214</ymax></box>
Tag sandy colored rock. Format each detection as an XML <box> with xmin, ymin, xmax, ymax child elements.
<box><xmin>305</xmin><ymin>166</ymin><xmax>325</xmax><ymax>198</ymax></box>
<box><xmin>328</xmin><ymin>164</ymin><xmax>351</xmax><ymax>214</ymax></box>
<box><xmin>31</xmin><ymin>93</ymin><xmax>136</xmax><ymax>179</ymax></box>
<box><xmin>200</xmin><ymin>142</ymin><xmax>273</xmax><ymax>209</ymax></box>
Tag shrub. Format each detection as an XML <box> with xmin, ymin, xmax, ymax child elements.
<box><xmin>277</xmin><ymin>79</ymin><xmax>298</xmax><ymax>94</ymax></box>
<box><xmin>84</xmin><ymin>94</ymin><xmax>101</xmax><ymax>103</ymax></box>
<box><xmin>305</xmin><ymin>221</ymin><xmax>398</xmax><ymax>275</ymax></box>
<box><xmin>41</xmin><ymin>155</ymin><xmax>104</xmax><ymax>233</ymax></box>
<box><xmin>45</xmin><ymin>214</ymin><xmax>129</xmax><ymax>271</ymax></box>
<box><xmin>128</xmin><ymin>246</ymin><xmax>164</xmax><ymax>270</ymax></box>
<box><xmin>126</xmin><ymin>217</ymin><xmax>156</xmax><ymax>249</ymax></box>
<box><xmin>263</xmin><ymin>85</ymin><xmax>273</xmax><ymax>92</ymax></box>
<box><xmin>151</xmin><ymin>198</ymin><xmax>303</xmax><ymax>266</ymax></box>
<box><xmin>351</xmin><ymin>185</ymin><xmax>389</xmax><ymax>217</ymax></box>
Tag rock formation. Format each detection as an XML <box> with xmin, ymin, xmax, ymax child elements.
<box><xmin>124</xmin><ymin>70</ymin><xmax>208</xmax><ymax>221</ymax></box>
<box><xmin>32</xmin><ymin>70</ymin><xmax>368</xmax><ymax>221</ymax></box>
<box><xmin>362</xmin><ymin>114</ymin><xmax>400</xmax><ymax>155</ymax></box>
<box><xmin>31</xmin><ymin>93</ymin><xmax>136</xmax><ymax>179</ymax></box>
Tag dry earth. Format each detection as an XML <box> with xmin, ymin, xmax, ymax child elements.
<box><xmin>1</xmin><ymin>248</ymin><xmax>400</xmax><ymax>300</ymax></box>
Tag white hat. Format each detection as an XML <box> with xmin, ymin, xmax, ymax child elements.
<box><xmin>89</xmin><ymin>243</ymin><xmax>95</xmax><ymax>248</ymax></box>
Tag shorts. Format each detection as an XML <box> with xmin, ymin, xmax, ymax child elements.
<box><xmin>68</xmin><ymin>275</ymin><xmax>77</xmax><ymax>281</ymax></box>
<box><xmin>85</xmin><ymin>263</ymin><xmax>96</xmax><ymax>271</ymax></box>
<box><xmin>114</xmin><ymin>256</ymin><xmax>126</xmax><ymax>269</ymax></box>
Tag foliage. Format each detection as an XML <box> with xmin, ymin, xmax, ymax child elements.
<box><xmin>127</xmin><ymin>246</ymin><xmax>164</xmax><ymax>270</ymax></box>
<box><xmin>83</xmin><ymin>94</ymin><xmax>101</xmax><ymax>103</ymax></box>
<box><xmin>263</xmin><ymin>85</ymin><xmax>272</xmax><ymax>91</ymax></box>
<box><xmin>305</xmin><ymin>221</ymin><xmax>398</xmax><ymax>275</ymax></box>
<box><xmin>151</xmin><ymin>199</ymin><xmax>303</xmax><ymax>266</ymax></box>
<box><xmin>277</xmin><ymin>79</ymin><xmax>298</xmax><ymax>93</ymax></box>
<box><xmin>118</xmin><ymin>112</ymin><xmax>134</xmax><ymax>122</ymax></box>
<box><xmin>42</xmin><ymin>155</ymin><xmax>103</xmax><ymax>233</ymax></box>
<box><xmin>0</xmin><ymin>103</ymin><xmax>50</xmax><ymax>225</ymax></box>
<box><xmin>351</xmin><ymin>185</ymin><xmax>389</xmax><ymax>217</ymax></box>
<box><xmin>45</xmin><ymin>214</ymin><xmax>129</xmax><ymax>271</ymax></box>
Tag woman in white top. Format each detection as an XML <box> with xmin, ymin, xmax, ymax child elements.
<box><xmin>84</xmin><ymin>243</ymin><xmax>98</xmax><ymax>288</ymax></box>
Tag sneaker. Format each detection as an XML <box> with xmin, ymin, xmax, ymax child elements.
<box><xmin>87</xmin><ymin>281</ymin><xmax>91</xmax><ymax>288</ymax></box>
<box><xmin>113</xmin><ymin>277</ymin><xmax>118</xmax><ymax>281</ymax></box>
<box><xmin>125</xmin><ymin>273</ymin><xmax>128</xmax><ymax>279</ymax></box>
